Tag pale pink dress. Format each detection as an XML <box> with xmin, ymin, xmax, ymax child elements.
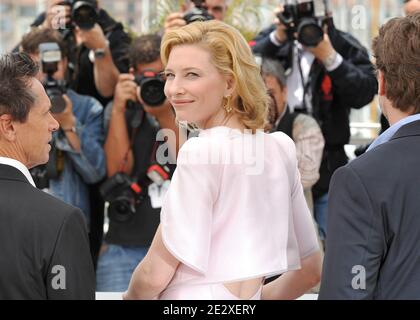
<box><xmin>159</xmin><ymin>126</ymin><xmax>319</xmax><ymax>300</ymax></box>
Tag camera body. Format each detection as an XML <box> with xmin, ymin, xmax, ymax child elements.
<box><xmin>134</xmin><ymin>71</ymin><xmax>166</xmax><ymax>107</ymax></box>
<box><xmin>59</xmin><ymin>0</ymin><xmax>98</xmax><ymax>30</ymax></box>
<box><xmin>184</xmin><ymin>0</ymin><xmax>214</xmax><ymax>24</ymax></box>
<box><xmin>277</xmin><ymin>0</ymin><xmax>325</xmax><ymax>47</ymax></box>
<box><xmin>100</xmin><ymin>172</ymin><xmax>143</xmax><ymax>223</ymax></box>
<box><xmin>39</xmin><ymin>42</ymin><xmax>67</xmax><ymax>114</ymax></box>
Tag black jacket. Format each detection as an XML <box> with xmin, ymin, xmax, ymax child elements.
<box><xmin>319</xmin><ymin>120</ymin><xmax>420</xmax><ymax>299</ymax></box>
<box><xmin>253</xmin><ymin>24</ymin><xmax>378</xmax><ymax>197</ymax></box>
<box><xmin>0</xmin><ymin>164</ymin><xmax>95</xmax><ymax>299</ymax></box>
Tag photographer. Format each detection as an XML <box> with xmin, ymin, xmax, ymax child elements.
<box><xmin>20</xmin><ymin>28</ymin><xmax>106</xmax><ymax>224</ymax></box>
<box><xmin>31</xmin><ymin>0</ymin><xmax>131</xmax><ymax>107</ymax></box>
<box><xmin>252</xmin><ymin>0</ymin><xmax>377</xmax><ymax>242</ymax></box>
<box><xmin>97</xmin><ymin>34</ymin><xmax>179</xmax><ymax>292</ymax></box>
<box><xmin>164</xmin><ymin>0</ymin><xmax>228</xmax><ymax>32</ymax></box>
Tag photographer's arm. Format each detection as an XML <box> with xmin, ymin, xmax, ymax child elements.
<box><xmin>93</xmin><ymin>47</ymin><xmax>120</xmax><ymax>98</ymax></box>
<box><xmin>54</xmin><ymin>95</ymin><xmax>81</xmax><ymax>153</ymax></box>
<box><xmin>308</xmin><ymin>31</ymin><xmax>377</xmax><ymax>110</ymax></box>
<box><xmin>55</xmin><ymin>94</ymin><xmax>106</xmax><ymax>184</ymax></box>
<box><xmin>252</xmin><ymin>6</ymin><xmax>288</xmax><ymax>56</ymax></box>
<box><xmin>76</xmin><ymin>25</ymin><xmax>120</xmax><ymax>98</ymax></box>
<box><xmin>104</xmin><ymin>74</ymin><xmax>137</xmax><ymax>177</ymax></box>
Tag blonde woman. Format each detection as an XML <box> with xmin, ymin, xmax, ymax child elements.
<box><xmin>124</xmin><ymin>20</ymin><xmax>321</xmax><ymax>300</ymax></box>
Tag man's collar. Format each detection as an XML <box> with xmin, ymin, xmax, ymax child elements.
<box><xmin>0</xmin><ymin>157</ymin><xmax>36</xmax><ymax>187</ymax></box>
<box><xmin>367</xmin><ymin>114</ymin><xmax>420</xmax><ymax>152</ymax></box>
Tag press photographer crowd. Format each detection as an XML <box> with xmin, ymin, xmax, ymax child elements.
<box><xmin>0</xmin><ymin>0</ymin><xmax>420</xmax><ymax>300</ymax></box>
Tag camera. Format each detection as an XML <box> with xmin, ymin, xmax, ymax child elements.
<box><xmin>58</xmin><ymin>0</ymin><xmax>98</xmax><ymax>30</ymax></box>
<box><xmin>135</xmin><ymin>71</ymin><xmax>166</xmax><ymax>107</ymax></box>
<box><xmin>100</xmin><ymin>172</ymin><xmax>143</xmax><ymax>223</ymax></box>
<box><xmin>30</xmin><ymin>139</ymin><xmax>65</xmax><ymax>189</ymax></box>
<box><xmin>39</xmin><ymin>42</ymin><xmax>67</xmax><ymax>114</ymax></box>
<box><xmin>184</xmin><ymin>0</ymin><xmax>214</xmax><ymax>24</ymax></box>
<box><xmin>277</xmin><ymin>0</ymin><xmax>325</xmax><ymax>47</ymax></box>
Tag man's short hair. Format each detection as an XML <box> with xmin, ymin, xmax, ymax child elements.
<box><xmin>261</xmin><ymin>58</ymin><xmax>287</xmax><ymax>89</ymax></box>
<box><xmin>129</xmin><ymin>34</ymin><xmax>161</xmax><ymax>70</ymax></box>
<box><xmin>21</xmin><ymin>28</ymin><xmax>68</xmax><ymax>59</ymax></box>
<box><xmin>372</xmin><ymin>12</ymin><xmax>420</xmax><ymax>114</ymax></box>
<box><xmin>0</xmin><ymin>53</ymin><xmax>39</xmax><ymax>122</ymax></box>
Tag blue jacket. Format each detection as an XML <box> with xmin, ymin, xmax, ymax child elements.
<box><xmin>49</xmin><ymin>89</ymin><xmax>106</xmax><ymax>222</ymax></box>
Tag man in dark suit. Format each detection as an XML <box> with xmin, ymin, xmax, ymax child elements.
<box><xmin>319</xmin><ymin>13</ymin><xmax>420</xmax><ymax>299</ymax></box>
<box><xmin>0</xmin><ymin>52</ymin><xmax>95</xmax><ymax>299</ymax></box>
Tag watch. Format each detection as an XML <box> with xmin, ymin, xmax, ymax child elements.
<box><xmin>322</xmin><ymin>51</ymin><xmax>338</xmax><ymax>69</ymax></box>
<box><xmin>92</xmin><ymin>40</ymin><xmax>110</xmax><ymax>60</ymax></box>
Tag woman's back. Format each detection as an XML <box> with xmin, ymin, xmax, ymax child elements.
<box><xmin>159</xmin><ymin>127</ymin><xmax>319</xmax><ymax>299</ymax></box>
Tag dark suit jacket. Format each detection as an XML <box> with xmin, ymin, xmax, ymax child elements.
<box><xmin>0</xmin><ymin>164</ymin><xmax>95</xmax><ymax>299</ymax></box>
<box><xmin>319</xmin><ymin>120</ymin><xmax>420</xmax><ymax>299</ymax></box>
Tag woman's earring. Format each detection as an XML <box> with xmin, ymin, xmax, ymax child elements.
<box><xmin>223</xmin><ymin>95</ymin><xmax>233</xmax><ymax>114</ymax></box>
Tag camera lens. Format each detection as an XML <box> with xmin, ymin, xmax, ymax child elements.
<box><xmin>297</xmin><ymin>18</ymin><xmax>324</xmax><ymax>47</ymax></box>
<box><xmin>183</xmin><ymin>7</ymin><xmax>214</xmax><ymax>24</ymax></box>
<box><xmin>108</xmin><ymin>196</ymin><xmax>136</xmax><ymax>223</ymax></box>
<box><xmin>72</xmin><ymin>1</ymin><xmax>98</xmax><ymax>30</ymax></box>
<box><xmin>140</xmin><ymin>79</ymin><xmax>166</xmax><ymax>107</ymax></box>
<box><xmin>50</xmin><ymin>94</ymin><xmax>66</xmax><ymax>114</ymax></box>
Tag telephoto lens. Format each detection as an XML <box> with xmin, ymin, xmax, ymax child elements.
<box><xmin>71</xmin><ymin>0</ymin><xmax>98</xmax><ymax>30</ymax></box>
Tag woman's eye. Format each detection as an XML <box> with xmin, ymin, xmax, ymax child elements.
<box><xmin>186</xmin><ymin>72</ymin><xmax>199</xmax><ymax>78</ymax></box>
<box><xmin>164</xmin><ymin>72</ymin><xmax>174</xmax><ymax>79</ymax></box>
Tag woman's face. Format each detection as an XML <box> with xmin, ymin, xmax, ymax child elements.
<box><xmin>164</xmin><ymin>44</ymin><xmax>233</xmax><ymax>129</ymax></box>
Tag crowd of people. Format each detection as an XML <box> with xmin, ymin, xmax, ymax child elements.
<box><xmin>0</xmin><ymin>0</ymin><xmax>420</xmax><ymax>300</ymax></box>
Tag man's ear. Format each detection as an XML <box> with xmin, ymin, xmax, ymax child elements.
<box><xmin>378</xmin><ymin>70</ymin><xmax>386</xmax><ymax>97</ymax></box>
<box><xmin>0</xmin><ymin>114</ymin><xmax>17</xmax><ymax>142</ymax></box>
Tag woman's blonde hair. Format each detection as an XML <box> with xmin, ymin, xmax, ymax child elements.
<box><xmin>161</xmin><ymin>20</ymin><xmax>270</xmax><ymax>131</ymax></box>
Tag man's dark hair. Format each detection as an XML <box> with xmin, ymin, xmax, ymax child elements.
<box><xmin>129</xmin><ymin>34</ymin><xmax>162</xmax><ymax>71</ymax></box>
<box><xmin>21</xmin><ymin>28</ymin><xmax>68</xmax><ymax>59</ymax></box>
<box><xmin>0</xmin><ymin>53</ymin><xmax>40</xmax><ymax>122</ymax></box>
<box><xmin>372</xmin><ymin>12</ymin><xmax>420</xmax><ymax>114</ymax></box>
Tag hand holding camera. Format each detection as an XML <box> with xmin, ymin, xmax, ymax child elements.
<box><xmin>43</xmin><ymin>2</ymin><xmax>72</xmax><ymax>30</ymax></box>
<box><xmin>75</xmin><ymin>23</ymin><xmax>107</xmax><ymax>50</ymax></box>
<box><xmin>305</xmin><ymin>31</ymin><xmax>336</xmax><ymax>63</ymax></box>
<box><xmin>276</xmin><ymin>0</ymin><xmax>327</xmax><ymax>47</ymax></box>
<box><xmin>164</xmin><ymin>0</ymin><xmax>214</xmax><ymax>33</ymax></box>
<box><xmin>164</xmin><ymin>12</ymin><xmax>187</xmax><ymax>33</ymax></box>
<box><xmin>51</xmin><ymin>94</ymin><xmax>76</xmax><ymax>129</ymax></box>
<box><xmin>113</xmin><ymin>74</ymin><xmax>138</xmax><ymax>113</ymax></box>
<box><xmin>183</xmin><ymin>0</ymin><xmax>214</xmax><ymax>25</ymax></box>
<box><xmin>273</xmin><ymin>5</ymin><xmax>288</xmax><ymax>43</ymax></box>
<box><xmin>43</xmin><ymin>0</ymin><xmax>99</xmax><ymax>36</ymax></box>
